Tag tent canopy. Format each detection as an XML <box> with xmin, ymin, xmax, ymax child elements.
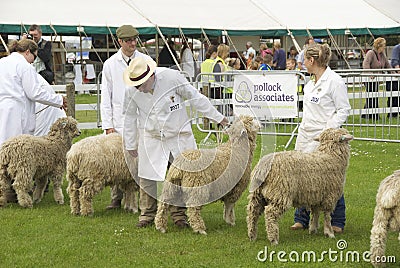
<box><xmin>1</xmin><ymin>0</ymin><xmax>399</xmax><ymax>37</ymax></box>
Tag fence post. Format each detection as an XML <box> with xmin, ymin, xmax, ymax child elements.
<box><xmin>66</xmin><ymin>83</ymin><xmax>75</xmax><ymax>118</ymax></box>
<box><xmin>201</xmin><ymin>84</ymin><xmax>210</xmax><ymax>130</ymax></box>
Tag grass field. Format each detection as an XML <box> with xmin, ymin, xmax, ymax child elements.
<box><xmin>0</xmin><ymin>131</ymin><xmax>399</xmax><ymax>267</ymax></box>
<box><xmin>0</xmin><ymin>94</ymin><xmax>399</xmax><ymax>267</ymax></box>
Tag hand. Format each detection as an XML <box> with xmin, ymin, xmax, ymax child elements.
<box><xmin>61</xmin><ymin>96</ymin><xmax>67</xmax><ymax>111</ymax></box>
<box><xmin>219</xmin><ymin>117</ymin><xmax>229</xmax><ymax>127</ymax></box>
<box><xmin>105</xmin><ymin>128</ymin><xmax>115</xmax><ymax>135</ymax></box>
<box><xmin>128</xmin><ymin>150</ymin><xmax>138</xmax><ymax>158</ymax></box>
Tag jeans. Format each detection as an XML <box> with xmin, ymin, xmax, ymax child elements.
<box><xmin>294</xmin><ymin>195</ymin><xmax>346</xmax><ymax>229</ymax></box>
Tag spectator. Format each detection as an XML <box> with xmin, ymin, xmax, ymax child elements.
<box><xmin>388</xmin><ymin>42</ymin><xmax>400</xmax><ymax>118</ymax></box>
<box><xmin>27</xmin><ymin>24</ymin><xmax>54</xmax><ymax>84</ymax></box>
<box><xmin>246</xmin><ymin>52</ymin><xmax>255</xmax><ymax>70</ymax></box>
<box><xmin>361</xmin><ymin>37</ymin><xmax>391</xmax><ymax>120</ymax></box>
<box><xmin>180</xmin><ymin>42</ymin><xmax>195</xmax><ymax>79</ymax></box>
<box><xmin>243</xmin><ymin>41</ymin><xmax>256</xmax><ymax>60</ymax></box>
<box><xmin>200</xmin><ymin>44</ymin><xmax>218</xmax><ymax>82</ymax></box>
<box><xmin>100</xmin><ymin>25</ymin><xmax>152</xmax><ymax>210</ymax></box>
<box><xmin>297</xmin><ymin>37</ymin><xmax>315</xmax><ymax>71</ymax></box>
<box><xmin>272</xmin><ymin>41</ymin><xmax>286</xmax><ymax>70</ymax></box>
<box><xmin>0</xmin><ymin>39</ymin><xmax>66</xmax><ymax>146</ymax></box>
<box><xmin>259</xmin><ymin>43</ymin><xmax>273</xmax><ymax>58</ymax></box>
<box><xmin>260</xmin><ymin>54</ymin><xmax>273</xmax><ymax>70</ymax></box>
<box><xmin>122</xmin><ymin>57</ymin><xmax>229</xmax><ymax>228</ymax></box>
<box><xmin>227</xmin><ymin>57</ymin><xmax>241</xmax><ymax>70</ymax></box>
<box><xmin>288</xmin><ymin>45</ymin><xmax>299</xmax><ymax>61</ymax></box>
<box><xmin>286</xmin><ymin>58</ymin><xmax>297</xmax><ymax>70</ymax></box>
<box><xmin>290</xmin><ymin>43</ymin><xmax>351</xmax><ymax>234</ymax></box>
<box><xmin>159</xmin><ymin>40</ymin><xmax>178</xmax><ymax>68</ymax></box>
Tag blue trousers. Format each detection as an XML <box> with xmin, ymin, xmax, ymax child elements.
<box><xmin>293</xmin><ymin>195</ymin><xmax>346</xmax><ymax>229</ymax></box>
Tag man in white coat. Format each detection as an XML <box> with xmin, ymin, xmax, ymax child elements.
<box><xmin>123</xmin><ymin>57</ymin><xmax>229</xmax><ymax>228</ymax></box>
<box><xmin>100</xmin><ymin>25</ymin><xmax>152</xmax><ymax>209</ymax></box>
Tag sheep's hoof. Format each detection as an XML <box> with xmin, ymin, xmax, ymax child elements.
<box><xmin>194</xmin><ymin>230</ymin><xmax>207</xmax><ymax>235</ymax></box>
<box><xmin>270</xmin><ymin>239</ymin><xmax>279</xmax><ymax>246</ymax></box>
<box><xmin>156</xmin><ymin>227</ymin><xmax>167</xmax><ymax>233</ymax></box>
<box><xmin>248</xmin><ymin>233</ymin><xmax>257</xmax><ymax>241</ymax></box>
<box><xmin>33</xmin><ymin>198</ymin><xmax>42</xmax><ymax>204</ymax></box>
<box><xmin>325</xmin><ymin>232</ymin><xmax>335</xmax><ymax>239</ymax></box>
<box><xmin>56</xmin><ymin>200</ymin><xmax>64</xmax><ymax>205</ymax></box>
<box><xmin>309</xmin><ymin>228</ymin><xmax>318</xmax><ymax>235</ymax></box>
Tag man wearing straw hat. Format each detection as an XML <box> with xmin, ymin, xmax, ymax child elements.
<box><xmin>101</xmin><ymin>25</ymin><xmax>152</xmax><ymax>210</ymax></box>
<box><xmin>123</xmin><ymin>57</ymin><xmax>229</xmax><ymax>228</ymax></box>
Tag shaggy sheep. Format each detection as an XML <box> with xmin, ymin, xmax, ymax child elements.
<box><xmin>66</xmin><ymin>133</ymin><xmax>139</xmax><ymax>216</ymax></box>
<box><xmin>370</xmin><ymin>170</ymin><xmax>400</xmax><ymax>267</ymax></box>
<box><xmin>155</xmin><ymin>115</ymin><xmax>259</xmax><ymax>234</ymax></box>
<box><xmin>247</xmin><ymin>128</ymin><xmax>353</xmax><ymax>245</ymax></box>
<box><xmin>0</xmin><ymin>116</ymin><xmax>80</xmax><ymax>208</ymax></box>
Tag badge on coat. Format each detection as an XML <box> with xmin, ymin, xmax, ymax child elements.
<box><xmin>169</xmin><ymin>95</ymin><xmax>180</xmax><ymax>112</ymax></box>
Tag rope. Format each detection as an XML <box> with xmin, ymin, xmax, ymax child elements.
<box><xmin>327</xmin><ymin>28</ymin><xmax>351</xmax><ymax>69</ymax></box>
<box><xmin>224</xmin><ymin>30</ymin><xmax>246</xmax><ymax>68</ymax></box>
<box><xmin>201</xmin><ymin>28</ymin><xmax>211</xmax><ymax>47</ymax></box>
<box><xmin>346</xmin><ymin>28</ymin><xmax>366</xmax><ymax>58</ymax></box>
<box><xmin>106</xmin><ymin>25</ymin><xmax>120</xmax><ymax>49</ymax></box>
<box><xmin>287</xmin><ymin>28</ymin><xmax>301</xmax><ymax>52</ymax></box>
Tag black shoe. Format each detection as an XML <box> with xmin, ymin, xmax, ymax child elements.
<box><xmin>106</xmin><ymin>199</ymin><xmax>122</xmax><ymax>210</ymax></box>
<box><xmin>136</xmin><ymin>220</ymin><xmax>154</xmax><ymax>228</ymax></box>
<box><xmin>174</xmin><ymin>219</ymin><xmax>190</xmax><ymax>228</ymax></box>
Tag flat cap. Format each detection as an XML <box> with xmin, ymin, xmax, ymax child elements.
<box><xmin>116</xmin><ymin>25</ymin><xmax>139</xmax><ymax>39</ymax></box>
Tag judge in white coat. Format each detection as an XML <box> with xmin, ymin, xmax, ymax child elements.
<box><xmin>123</xmin><ymin>57</ymin><xmax>229</xmax><ymax>228</ymax></box>
<box><xmin>0</xmin><ymin>39</ymin><xmax>66</xmax><ymax>146</ymax></box>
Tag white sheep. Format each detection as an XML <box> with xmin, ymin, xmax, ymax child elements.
<box><xmin>155</xmin><ymin>115</ymin><xmax>259</xmax><ymax>234</ymax></box>
<box><xmin>0</xmin><ymin>117</ymin><xmax>80</xmax><ymax>208</ymax></box>
<box><xmin>370</xmin><ymin>170</ymin><xmax>400</xmax><ymax>267</ymax></box>
<box><xmin>66</xmin><ymin>133</ymin><xmax>139</xmax><ymax>216</ymax></box>
<box><xmin>247</xmin><ymin>128</ymin><xmax>353</xmax><ymax>245</ymax></box>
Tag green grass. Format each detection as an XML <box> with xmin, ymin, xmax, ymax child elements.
<box><xmin>0</xmin><ymin>131</ymin><xmax>399</xmax><ymax>267</ymax></box>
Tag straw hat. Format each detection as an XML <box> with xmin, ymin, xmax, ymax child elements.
<box><xmin>123</xmin><ymin>57</ymin><xmax>157</xmax><ymax>87</ymax></box>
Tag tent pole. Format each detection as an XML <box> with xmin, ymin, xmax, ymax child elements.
<box><xmin>346</xmin><ymin>28</ymin><xmax>366</xmax><ymax>58</ymax></box>
<box><xmin>287</xmin><ymin>28</ymin><xmax>301</xmax><ymax>53</ymax></box>
<box><xmin>327</xmin><ymin>28</ymin><xmax>351</xmax><ymax>69</ymax></box>
<box><xmin>201</xmin><ymin>28</ymin><xmax>211</xmax><ymax>47</ymax></box>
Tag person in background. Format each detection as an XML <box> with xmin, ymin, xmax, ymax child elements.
<box><xmin>159</xmin><ymin>40</ymin><xmax>179</xmax><ymax>68</ymax></box>
<box><xmin>122</xmin><ymin>57</ymin><xmax>229</xmax><ymax>228</ymax></box>
<box><xmin>286</xmin><ymin>58</ymin><xmax>297</xmax><ymax>70</ymax></box>
<box><xmin>288</xmin><ymin>45</ymin><xmax>299</xmax><ymax>61</ymax></box>
<box><xmin>246</xmin><ymin>52</ymin><xmax>254</xmax><ymax>70</ymax></box>
<box><xmin>101</xmin><ymin>25</ymin><xmax>152</xmax><ymax>210</ymax></box>
<box><xmin>290</xmin><ymin>43</ymin><xmax>351</xmax><ymax>234</ymax></box>
<box><xmin>0</xmin><ymin>39</ymin><xmax>66</xmax><ymax>146</ymax></box>
<box><xmin>272</xmin><ymin>41</ymin><xmax>286</xmax><ymax>70</ymax></box>
<box><xmin>297</xmin><ymin>37</ymin><xmax>315</xmax><ymax>71</ymax></box>
<box><xmin>180</xmin><ymin>42</ymin><xmax>195</xmax><ymax>80</ymax></box>
<box><xmin>260</xmin><ymin>53</ymin><xmax>273</xmax><ymax>71</ymax></box>
<box><xmin>27</xmin><ymin>24</ymin><xmax>54</xmax><ymax>84</ymax></box>
<box><xmin>227</xmin><ymin>57</ymin><xmax>241</xmax><ymax>70</ymax></box>
<box><xmin>388</xmin><ymin>41</ymin><xmax>400</xmax><ymax>118</ymax></box>
<box><xmin>361</xmin><ymin>37</ymin><xmax>391</xmax><ymax>120</ymax></box>
<box><xmin>259</xmin><ymin>43</ymin><xmax>272</xmax><ymax>58</ymax></box>
<box><xmin>243</xmin><ymin>41</ymin><xmax>256</xmax><ymax>61</ymax></box>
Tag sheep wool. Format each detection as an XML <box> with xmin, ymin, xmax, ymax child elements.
<box><xmin>66</xmin><ymin>133</ymin><xmax>139</xmax><ymax>216</ymax></box>
<box><xmin>155</xmin><ymin>115</ymin><xmax>260</xmax><ymax>234</ymax></box>
<box><xmin>370</xmin><ymin>170</ymin><xmax>400</xmax><ymax>267</ymax></box>
<box><xmin>0</xmin><ymin>117</ymin><xmax>80</xmax><ymax>208</ymax></box>
<box><xmin>247</xmin><ymin>128</ymin><xmax>353</xmax><ymax>245</ymax></box>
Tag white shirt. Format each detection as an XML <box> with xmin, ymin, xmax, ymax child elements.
<box><xmin>295</xmin><ymin>66</ymin><xmax>351</xmax><ymax>152</ymax></box>
<box><xmin>244</xmin><ymin>46</ymin><xmax>256</xmax><ymax>60</ymax></box>
<box><xmin>123</xmin><ymin>68</ymin><xmax>224</xmax><ymax>181</ymax></box>
<box><xmin>181</xmin><ymin>48</ymin><xmax>195</xmax><ymax>78</ymax></box>
<box><xmin>0</xmin><ymin>52</ymin><xmax>63</xmax><ymax>145</ymax></box>
<box><xmin>100</xmin><ymin>49</ymin><xmax>151</xmax><ymax>133</ymax></box>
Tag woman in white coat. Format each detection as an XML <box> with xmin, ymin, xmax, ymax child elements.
<box><xmin>123</xmin><ymin>57</ymin><xmax>228</xmax><ymax>228</ymax></box>
<box><xmin>0</xmin><ymin>39</ymin><xmax>66</xmax><ymax>146</ymax></box>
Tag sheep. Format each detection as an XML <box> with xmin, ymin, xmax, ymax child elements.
<box><xmin>370</xmin><ymin>170</ymin><xmax>400</xmax><ymax>267</ymax></box>
<box><xmin>0</xmin><ymin>116</ymin><xmax>80</xmax><ymax>208</ymax></box>
<box><xmin>66</xmin><ymin>133</ymin><xmax>139</xmax><ymax>216</ymax></box>
<box><xmin>247</xmin><ymin>128</ymin><xmax>353</xmax><ymax>245</ymax></box>
<box><xmin>155</xmin><ymin>115</ymin><xmax>259</xmax><ymax>234</ymax></box>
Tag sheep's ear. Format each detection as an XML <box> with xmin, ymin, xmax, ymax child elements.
<box><xmin>340</xmin><ymin>134</ymin><xmax>353</xmax><ymax>142</ymax></box>
<box><xmin>313</xmin><ymin>135</ymin><xmax>320</xmax><ymax>142</ymax></box>
<box><xmin>61</xmin><ymin>122</ymin><xmax>67</xmax><ymax>128</ymax></box>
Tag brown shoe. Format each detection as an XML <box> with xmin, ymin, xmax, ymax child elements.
<box><xmin>136</xmin><ymin>220</ymin><xmax>153</xmax><ymax>228</ymax></box>
<box><xmin>290</xmin><ymin>222</ymin><xmax>306</xmax><ymax>230</ymax></box>
<box><xmin>174</xmin><ymin>219</ymin><xmax>189</xmax><ymax>229</ymax></box>
<box><xmin>332</xmin><ymin>226</ymin><xmax>343</xmax><ymax>234</ymax></box>
<box><xmin>106</xmin><ymin>199</ymin><xmax>122</xmax><ymax>210</ymax></box>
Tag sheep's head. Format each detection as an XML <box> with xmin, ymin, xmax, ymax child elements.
<box><xmin>226</xmin><ymin>115</ymin><xmax>260</xmax><ymax>144</ymax></box>
<box><xmin>314</xmin><ymin>128</ymin><xmax>353</xmax><ymax>144</ymax></box>
<box><xmin>49</xmin><ymin>116</ymin><xmax>81</xmax><ymax>138</ymax></box>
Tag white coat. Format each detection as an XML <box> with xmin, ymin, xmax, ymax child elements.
<box><xmin>100</xmin><ymin>49</ymin><xmax>151</xmax><ymax>134</ymax></box>
<box><xmin>123</xmin><ymin>67</ymin><xmax>224</xmax><ymax>181</ymax></box>
<box><xmin>295</xmin><ymin>67</ymin><xmax>351</xmax><ymax>152</ymax></box>
<box><xmin>0</xmin><ymin>52</ymin><xmax>63</xmax><ymax>145</ymax></box>
<box><xmin>181</xmin><ymin>48</ymin><xmax>195</xmax><ymax>78</ymax></box>
<box><xmin>35</xmin><ymin>75</ymin><xmax>67</xmax><ymax>136</ymax></box>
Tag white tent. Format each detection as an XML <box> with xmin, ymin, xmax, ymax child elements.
<box><xmin>1</xmin><ymin>0</ymin><xmax>399</xmax><ymax>36</ymax></box>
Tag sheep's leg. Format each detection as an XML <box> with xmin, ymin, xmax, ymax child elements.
<box><xmin>155</xmin><ymin>202</ymin><xmax>170</xmax><ymax>233</ymax></box>
<box><xmin>79</xmin><ymin>179</ymin><xmax>103</xmax><ymax>216</ymax></box>
<box><xmin>323</xmin><ymin>211</ymin><xmax>335</xmax><ymax>238</ymax></box>
<box><xmin>51</xmin><ymin>172</ymin><xmax>64</xmax><ymax>205</ymax></box>
<box><xmin>370</xmin><ymin>206</ymin><xmax>390</xmax><ymax>267</ymax></box>
<box><xmin>13</xmin><ymin>172</ymin><xmax>34</xmax><ymax>208</ymax></box>
<box><xmin>32</xmin><ymin>177</ymin><xmax>47</xmax><ymax>203</ymax></box>
<box><xmin>309</xmin><ymin>208</ymin><xmax>320</xmax><ymax>234</ymax></box>
<box><xmin>67</xmin><ymin>177</ymin><xmax>81</xmax><ymax>215</ymax></box>
<box><xmin>265</xmin><ymin>204</ymin><xmax>285</xmax><ymax>245</ymax></box>
<box><xmin>0</xmin><ymin>169</ymin><xmax>12</xmax><ymax>207</ymax></box>
<box><xmin>122</xmin><ymin>183</ymin><xmax>138</xmax><ymax>213</ymax></box>
<box><xmin>223</xmin><ymin>201</ymin><xmax>236</xmax><ymax>226</ymax></box>
<box><xmin>246</xmin><ymin>191</ymin><xmax>266</xmax><ymax>241</ymax></box>
<box><xmin>187</xmin><ymin>206</ymin><xmax>207</xmax><ymax>235</ymax></box>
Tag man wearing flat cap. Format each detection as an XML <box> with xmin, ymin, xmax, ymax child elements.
<box><xmin>122</xmin><ymin>57</ymin><xmax>229</xmax><ymax>228</ymax></box>
<box><xmin>100</xmin><ymin>25</ymin><xmax>152</xmax><ymax>210</ymax></box>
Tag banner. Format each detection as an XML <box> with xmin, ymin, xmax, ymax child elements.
<box><xmin>233</xmin><ymin>73</ymin><xmax>298</xmax><ymax>119</ymax></box>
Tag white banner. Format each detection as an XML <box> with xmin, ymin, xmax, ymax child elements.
<box><xmin>233</xmin><ymin>73</ymin><xmax>298</xmax><ymax>119</ymax></box>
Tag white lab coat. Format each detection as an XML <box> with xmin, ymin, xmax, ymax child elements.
<box><xmin>101</xmin><ymin>49</ymin><xmax>151</xmax><ymax>134</ymax></box>
<box><xmin>0</xmin><ymin>52</ymin><xmax>63</xmax><ymax>145</ymax></box>
<box><xmin>35</xmin><ymin>75</ymin><xmax>67</xmax><ymax>136</ymax></box>
<box><xmin>123</xmin><ymin>68</ymin><xmax>224</xmax><ymax>181</ymax></box>
<box><xmin>181</xmin><ymin>48</ymin><xmax>195</xmax><ymax>78</ymax></box>
<box><xmin>295</xmin><ymin>67</ymin><xmax>351</xmax><ymax>152</ymax></box>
